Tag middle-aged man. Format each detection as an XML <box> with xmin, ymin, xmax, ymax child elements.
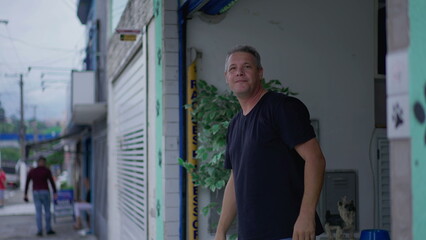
<box><xmin>215</xmin><ymin>45</ymin><xmax>326</xmax><ymax>240</ymax></box>
<box><xmin>24</xmin><ymin>156</ymin><xmax>57</xmax><ymax>236</ymax></box>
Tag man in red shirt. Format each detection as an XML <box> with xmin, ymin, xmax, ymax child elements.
<box><xmin>24</xmin><ymin>156</ymin><xmax>57</xmax><ymax>236</ymax></box>
<box><xmin>0</xmin><ymin>167</ymin><xmax>6</xmax><ymax>208</ymax></box>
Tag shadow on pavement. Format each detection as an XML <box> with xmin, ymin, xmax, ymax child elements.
<box><xmin>0</xmin><ymin>188</ymin><xmax>97</xmax><ymax>240</ymax></box>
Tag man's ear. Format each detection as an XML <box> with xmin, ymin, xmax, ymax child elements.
<box><xmin>258</xmin><ymin>67</ymin><xmax>264</xmax><ymax>80</ymax></box>
<box><xmin>225</xmin><ymin>72</ymin><xmax>229</xmax><ymax>84</ymax></box>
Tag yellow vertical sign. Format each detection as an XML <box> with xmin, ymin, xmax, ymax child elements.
<box><xmin>187</xmin><ymin>61</ymin><xmax>198</xmax><ymax>240</ymax></box>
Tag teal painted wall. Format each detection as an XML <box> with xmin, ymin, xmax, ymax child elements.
<box><xmin>409</xmin><ymin>0</ymin><xmax>426</xmax><ymax>238</ymax></box>
<box><xmin>154</xmin><ymin>0</ymin><xmax>164</xmax><ymax>239</ymax></box>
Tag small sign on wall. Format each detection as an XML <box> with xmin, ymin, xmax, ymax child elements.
<box><xmin>386</xmin><ymin>49</ymin><xmax>409</xmax><ymax>95</ymax></box>
<box><xmin>387</xmin><ymin>94</ymin><xmax>410</xmax><ymax>139</ymax></box>
<box><xmin>386</xmin><ymin>49</ymin><xmax>410</xmax><ymax>139</ymax></box>
<box><xmin>116</xmin><ymin>29</ymin><xmax>141</xmax><ymax>42</ymax></box>
<box><xmin>120</xmin><ymin>34</ymin><xmax>137</xmax><ymax>41</ymax></box>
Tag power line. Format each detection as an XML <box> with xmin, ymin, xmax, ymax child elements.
<box><xmin>33</xmin><ymin>52</ymin><xmax>80</xmax><ymax>67</ymax></box>
<box><xmin>60</xmin><ymin>0</ymin><xmax>77</xmax><ymax>13</ymax></box>
<box><xmin>0</xmin><ymin>55</ymin><xmax>72</xmax><ymax>67</ymax></box>
<box><xmin>31</xmin><ymin>49</ymin><xmax>82</xmax><ymax>64</ymax></box>
<box><xmin>0</xmin><ymin>50</ymin><xmax>83</xmax><ymax>69</ymax></box>
<box><xmin>0</xmin><ymin>51</ymin><xmax>17</xmax><ymax>72</ymax></box>
<box><xmin>40</xmin><ymin>72</ymin><xmax>70</xmax><ymax>78</ymax></box>
<box><xmin>28</xmin><ymin>66</ymin><xmax>76</xmax><ymax>72</ymax></box>
<box><xmin>0</xmin><ymin>33</ymin><xmax>83</xmax><ymax>53</ymax></box>
<box><xmin>69</xmin><ymin>25</ymin><xmax>87</xmax><ymax>69</ymax></box>
<box><xmin>2</xmin><ymin>26</ymin><xmax>24</xmax><ymax>68</ymax></box>
<box><xmin>0</xmin><ymin>20</ymin><xmax>17</xmax><ymax>73</ymax></box>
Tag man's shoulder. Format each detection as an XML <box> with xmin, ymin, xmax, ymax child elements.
<box><xmin>40</xmin><ymin>166</ymin><xmax>52</xmax><ymax>174</ymax></box>
<box><xmin>264</xmin><ymin>91</ymin><xmax>305</xmax><ymax>108</ymax></box>
<box><xmin>31</xmin><ymin>166</ymin><xmax>50</xmax><ymax>173</ymax></box>
<box><xmin>266</xmin><ymin>91</ymin><xmax>300</xmax><ymax>101</ymax></box>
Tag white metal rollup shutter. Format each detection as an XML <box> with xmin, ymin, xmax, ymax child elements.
<box><xmin>112</xmin><ymin>44</ymin><xmax>147</xmax><ymax>239</ymax></box>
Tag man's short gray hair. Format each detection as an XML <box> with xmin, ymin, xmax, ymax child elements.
<box><xmin>224</xmin><ymin>45</ymin><xmax>262</xmax><ymax>72</ymax></box>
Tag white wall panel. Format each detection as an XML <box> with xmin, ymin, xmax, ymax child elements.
<box><xmin>111</xmin><ymin>38</ymin><xmax>148</xmax><ymax>239</ymax></box>
<box><xmin>146</xmin><ymin>20</ymin><xmax>158</xmax><ymax>240</ymax></box>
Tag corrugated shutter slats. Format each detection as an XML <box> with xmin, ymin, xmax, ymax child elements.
<box><xmin>112</xmin><ymin>47</ymin><xmax>147</xmax><ymax>239</ymax></box>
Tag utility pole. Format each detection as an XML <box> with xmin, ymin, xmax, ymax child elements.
<box><xmin>19</xmin><ymin>74</ymin><xmax>26</xmax><ymax>163</ymax></box>
<box><xmin>32</xmin><ymin>105</ymin><xmax>38</xmax><ymax>142</ymax></box>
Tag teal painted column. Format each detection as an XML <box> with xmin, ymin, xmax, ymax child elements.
<box><xmin>409</xmin><ymin>0</ymin><xmax>426</xmax><ymax>239</ymax></box>
<box><xmin>154</xmin><ymin>0</ymin><xmax>164</xmax><ymax>239</ymax></box>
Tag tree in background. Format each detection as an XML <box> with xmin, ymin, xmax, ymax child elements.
<box><xmin>0</xmin><ymin>115</ymin><xmax>61</xmax><ymax>135</ymax></box>
<box><xmin>46</xmin><ymin>150</ymin><xmax>64</xmax><ymax>166</ymax></box>
<box><xmin>0</xmin><ymin>147</ymin><xmax>20</xmax><ymax>162</ymax></box>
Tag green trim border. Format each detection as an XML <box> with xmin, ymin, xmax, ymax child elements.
<box><xmin>155</xmin><ymin>0</ymin><xmax>164</xmax><ymax>239</ymax></box>
<box><xmin>409</xmin><ymin>0</ymin><xmax>426</xmax><ymax>239</ymax></box>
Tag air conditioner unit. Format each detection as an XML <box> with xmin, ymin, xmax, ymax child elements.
<box><xmin>69</xmin><ymin>71</ymin><xmax>106</xmax><ymax>125</ymax></box>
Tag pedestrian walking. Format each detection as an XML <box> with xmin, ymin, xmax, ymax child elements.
<box><xmin>24</xmin><ymin>156</ymin><xmax>57</xmax><ymax>236</ymax></box>
<box><xmin>215</xmin><ymin>45</ymin><xmax>326</xmax><ymax>240</ymax></box>
<box><xmin>0</xmin><ymin>167</ymin><xmax>6</xmax><ymax>208</ymax></box>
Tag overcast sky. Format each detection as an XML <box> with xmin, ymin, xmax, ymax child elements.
<box><xmin>0</xmin><ymin>0</ymin><xmax>85</xmax><ymax>122</ymax></box>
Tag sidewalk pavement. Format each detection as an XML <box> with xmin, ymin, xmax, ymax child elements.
<box><xmin>0</xmin><ymin>188</ymin><xmax>97</xmax><ymax>240</ymax></box>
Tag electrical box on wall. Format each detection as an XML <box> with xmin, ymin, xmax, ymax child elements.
<box><xmin>319</xmin><ymin>170</ymin><xmax>359</xmax><ymax>230</ymax></box>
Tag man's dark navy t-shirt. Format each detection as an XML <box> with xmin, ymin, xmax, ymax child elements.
<box><xmin>225</xmin><ymin>91</ymin><xmax>324</xmax><ymax>240</ymax></box>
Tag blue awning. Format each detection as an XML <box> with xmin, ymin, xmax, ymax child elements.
<box><xmin>0</xmin><ymin>133</ymin><xmax>60</xmax><ymax>142</ymax></box>
<box><xmin>200</xmin><ymin>0</ymin><xmax>239</xmax><ymax>15</ymax></box>
<box><xmin>183</xmin><ymin>0</ymin><xmax>238</xmax><ymax>17</ymax></box>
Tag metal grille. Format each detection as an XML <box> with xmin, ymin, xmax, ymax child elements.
<box><xmin>112</xmin><ymin>46</ymin><xmax>147</xmax><ymax>239</ymax></box>
<box><xmin>377</xmin><ymin>137</ymin><xmax>391</xmax><ymax>230</ymax></box>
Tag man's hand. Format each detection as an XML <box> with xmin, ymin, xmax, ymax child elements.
<box><xmin>53</xmin><ymin>193</ymin><xmax>58</xmax><ymax>200</ymax></box>
<box><xmin>23</xmin><ymin>194</ymin><xmax>29</xmax><ymax>203</ymax></box>
<box><xmin>293</xmin><ymin>138</ymin><xmax>325</xmax><ymax>240</ymax></box>
<box><xmin>292</xmin><ymin>213</ymin><xmax>316</xmax><ymax>240</ymax></box>
<box><xmin>215</xmin><ymin>172</ymin><xmax>237</xmax><ymax>240</ymax></box>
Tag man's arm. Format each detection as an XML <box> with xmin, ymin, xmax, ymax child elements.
<box><xmin>293</xmin><ymin>138</ymin><xmax>326</xmax><ymax>240</ymax></box>
<box><xmin>48</xmin><ymin>171</ymin><xmax>58</xmax><ymax>200</ymax></box>
<box><xmin>24</xmin><ymin>172</ymin><xmax>32</xmax><ymax>202</ymax></box>
<box><xmin>215</xmin><ymin>171</ymin><xmax>237</xmax><ymax>240</ymax></box>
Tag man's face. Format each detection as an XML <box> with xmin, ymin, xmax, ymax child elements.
<box><xmin>38</xmin><ymin>159</ymin><xmax>46</xmax><ymax>166</ymax></box>
<box><xmin>225</xmin><ymin>52</ymin><xmax>263</xmax><ymax>98</ymax></box>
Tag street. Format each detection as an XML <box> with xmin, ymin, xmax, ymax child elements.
<box><xmin>0</xmin><ymin>187</ymin><xmax>97</xmax><ymax>240</ymax></box>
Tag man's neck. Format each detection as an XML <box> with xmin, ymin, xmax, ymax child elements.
<box><xmin>238</xmin><ymin>88</ymin><xmax>267</xmax><ymax>115</ymax></box>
